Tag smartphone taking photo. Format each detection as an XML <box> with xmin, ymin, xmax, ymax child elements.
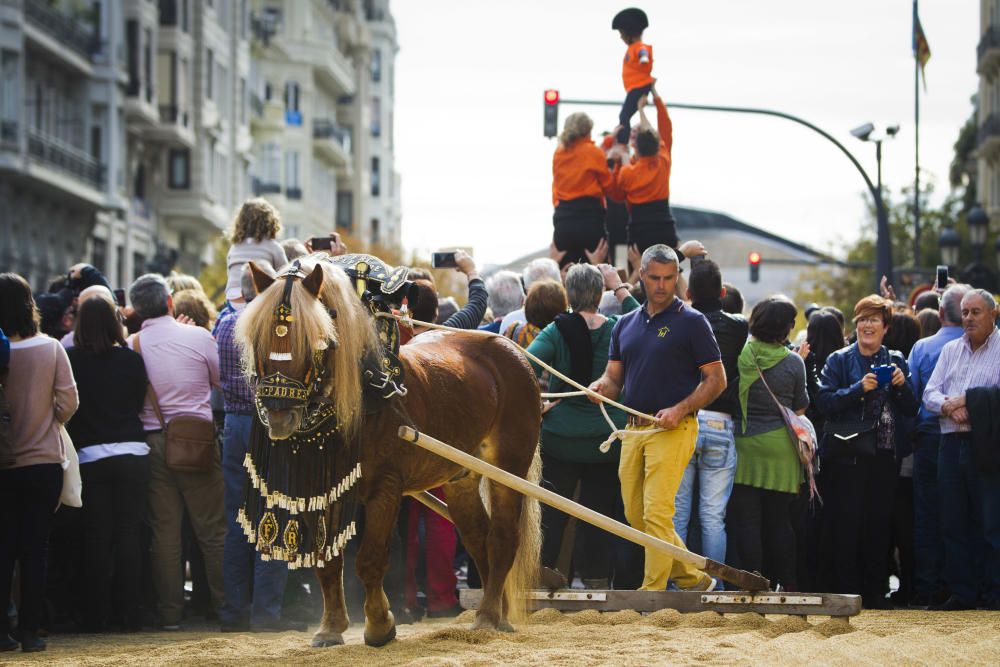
<box><xmin>431</xmin><ymin>251</ymin><xmax>457</xmax><ymax>269</ymax></box>
<box><xmin>935</xmin><ymin>265</ymin><xmax>949</xmax><ymax>290</ymax></box>
<box><xmin>310</xmin><ymin>236</ymin><xmax>334</xmax><ymax>250</ymax></box>
<box><xmin>113</xmin><ymin>288</ymin><xmax>126</xmax><ymax>308</ymax></box>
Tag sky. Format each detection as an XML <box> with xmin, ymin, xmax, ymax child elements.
<box><xmin>391</xmin><ymin>1</ymin><xmax>979</xmax><ymax>268</ymax></box>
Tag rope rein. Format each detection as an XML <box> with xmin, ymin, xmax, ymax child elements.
<box><xmin>374</xmin><ymin>312</ymin><xmax>665</xmax><ymax>452</ymax></box>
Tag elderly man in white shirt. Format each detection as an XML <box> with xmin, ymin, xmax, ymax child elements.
<box><xmin>922</xmin><ymin>288</ymin><xmax>1000</xmax><ymax>611</ymax></box>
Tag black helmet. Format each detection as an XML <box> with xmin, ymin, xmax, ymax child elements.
<box><xmin>612</xmin><ymin>8</ymin><xmax>649</xmax><ymax>35</ymax></box>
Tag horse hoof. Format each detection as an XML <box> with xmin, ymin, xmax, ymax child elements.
<box><xmin>497</xmin><ymin>620</ymin><xmax>516</xmax><ymax>633</ymax></box>
<box><xmin>311</xmin><ymin>634</ymin><xmax>345</xmax><ymax>648</ymax></box>
<box><xmin>363</xmin><ymin>624</ymin><xmax>396</xmax><ymax>647</ymax></box>
<box><xmin>471</xmin><ymin>614</ymin><xmax>499</xmax><ymax>631</ymax></box>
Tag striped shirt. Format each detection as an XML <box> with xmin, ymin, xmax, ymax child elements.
<box><xmin>923</xmin><ymin>327</ymin><xmax>1000</xmax><ymax>433</ymax></box>
<box><xmin>215</xmin><ymin>308</ymin><xmax>254</xmax><ymax>414</ymax></box>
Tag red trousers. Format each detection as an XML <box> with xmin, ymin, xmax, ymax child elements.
<box><xmin>404</xmin><ymin>488</ymin><xmax>458</xmax><ymax>612</ymax></box>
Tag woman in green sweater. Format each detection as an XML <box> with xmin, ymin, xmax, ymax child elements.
<box><xmin>729</xmin><ymin>296</ymin><xmax>808</xmax><ymax>591</ymax></box>
<box><xmin>526</xmin><ymin>263</ymin><xmax>639</xmax><ymax>589</ymax></box>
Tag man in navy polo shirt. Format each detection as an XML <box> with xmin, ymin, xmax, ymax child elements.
<box><xmin>589</xmin><ymin>244</ymin><xmax>726</xmax><ymax>591</ymax></box>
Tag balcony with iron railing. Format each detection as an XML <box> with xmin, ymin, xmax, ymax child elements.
<box><xmin>158</xmin><ymin>105</ymin><xmax>190</xmax><ymax>127</ymax></box>
<box><xmin>979</xmin><ymin>27</ymin><xmax>1000</xmax><ymax>72</ymax></box>
<box><xmin>252</xmin><ymin>178</ymin><xmax>281</xmax><ymax>195</ymax></box>
<box><xmin>25</xmin><ymin>128</ymin><xmax>105</xmax><ymax>189</ymax></box>
<box><xmin>0</xmin><ymin>120</ymin><xmax>16</xmax><ymax>147</ymax></box>
<box><xmin>313</xmin><ymin>119</ymin><xmax>351</xmax><ymax>169</ymax></box>
<box><xmin>25</xmin><ymin>1</ymin><xmax>97</xmax><ymax>60</ymax></box>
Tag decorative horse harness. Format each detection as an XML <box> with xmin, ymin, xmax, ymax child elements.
<box><xmin>238</xmin><ymin>254</ymin><xmax>417</xmax><ymax>568</ymax></box>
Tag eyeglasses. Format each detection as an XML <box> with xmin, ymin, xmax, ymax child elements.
<box><xmin>855</xmin><ymin>317</ymin><xmax>883</xmax><ymax>326</ymax></box>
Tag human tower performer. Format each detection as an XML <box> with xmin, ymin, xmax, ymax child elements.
<box><xmin>551</xmin><ymin>7</ymin><xmax>680</xmax><ymax>271</ymax></box>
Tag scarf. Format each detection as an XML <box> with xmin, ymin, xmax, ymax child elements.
<box><xmin>737</xmin><ymin>338</ymin><xmax>790</xmax><ymax>433</ymax></box>
<box><xmin>553</xmin><ymin>312</ymin><xmax>594</xmax><ymax>386</ymax></box>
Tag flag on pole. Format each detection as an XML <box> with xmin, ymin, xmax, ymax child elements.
<box><xmin>913</xmin><ymin>6</ymin><xmax>931</xmax><ymax>89</ymax></box>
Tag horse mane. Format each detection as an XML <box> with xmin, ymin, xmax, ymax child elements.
<box><xmin>236</xmin><ymin>254</ymin><xmax>382</xmax><ymax>440</ymax></box>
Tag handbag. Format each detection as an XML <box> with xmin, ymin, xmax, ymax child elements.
<box><xmin>135</xmin><ymin>335</ymin><xmax>216</xmax><ymax>474</ymax></box>
<box><xmin>58</xmin><ymin>424</ymin><xmax>83</xmax><ymax>509</ymax></box>
<box><xmin>822</xmin><ymin>413</ymin><xmax>877</xmax><ymax>458</ymax></box>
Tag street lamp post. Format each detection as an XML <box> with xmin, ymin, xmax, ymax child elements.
<box><xmin>938</xmin><ymin>204</ymin><xmax>998</xmax><ymax>291</ymax></box>
<box><xmin>851</xmin><ymin>123</ymin><xmax>898</xmax><ymax>291</ymax></box>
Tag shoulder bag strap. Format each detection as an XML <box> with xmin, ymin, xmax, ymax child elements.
<box><xmin>135</xmin><ymin>334</ymin><xmax>167</xmax><ymax>430</ymax></box>
<box><xmin>750</xmin><ymin>349</ymin><xmax>800</xmax><ymax>437</ymax></box>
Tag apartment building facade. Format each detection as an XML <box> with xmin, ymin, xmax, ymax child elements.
<box><xmin>248</xmin><ymin>0</ymin><xmax>400</xmax><ymax>248</ymax></box>
<box><xmin>979</xmin><ymin>0</ymin><xmax>1000</xmax><ymax>219</ymax></box>
<box><xmin>1</xmin><ymin>0</ymin><xmax>398</xmax><ymax>290</ymax></box>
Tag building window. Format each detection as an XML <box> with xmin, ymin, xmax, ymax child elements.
<box><xmin>284</xmin><ymin>81</ymin><xmax>301</xmax><ymax>126</ymax></box>
<box><xmin>284</xmin><ymin>150</ymin><xmax>301</xmax><ymax>199</ymax></box>
<box><xmin>132</xmin><ymin>252</ymin><xmax>147</xmax><ymax>280</ymax></box>
<box><xmin>371</xmin><ymin>49</ymin><xmax>381</xmax><ymax>82</ymax></box>
<box><xmin>206</xmin><ymin>49</ymin><xmax>214</xmax><ymax>100</ymax></box>
<box><xmin>168</xmin><ymin>149</ymin><xmax>190</xmax><ymax>188</ymax></box>
<box><xmin>254</xmin><ymin>142</ymin><xmax>281</xmax><ymax>193</ymax></box>
<box><xmin>238</xmin><ymin>77</ymin><xmax>246</xmax><ymax>124</ymax></box>
<box><xmin>370</xmin><ymin>156</ymin><xmax>380</xmax><ymax>196</ymax></box>
<box><xmin>371</xmin><ymin>96</ymin><xmax>381</xmax><ymax>137</ymax></box>
<box><xmin>160</xmin><ymin>0</ymin><xmax>177</xmax><ymax>26</ymax></box>
<box><xmin>90</xmin><ymin>125</ymin><xmax>102</xmax><ymax>162</ymax></box>
<box><xmin>115</xmin><ymin>245</ymin><xmax>125</xmax><ymax>289</ymax></box>
<box><xmin>126</xmin><ymin>20</ymin><xmax>140</xmax><ymax>96</ymax></box>
<box><xmin>370</xmin><ymin>218</ymin><xmax>380</xmax><ymax>245</ymax></box>
<box><xmin>1</xmin><ymin>51</ymin><xmax>17</xmax><ymax>138</ymax></box>
<box><xmin>336</xmin><ymin>191</ymin><xmax>352</xmax><ymax>231</ymax></box>
<box><xmin>91</xmin><ymin>237</ymin><xmax>107</xmax><ymax>274</ymax></box>
<box><xmin>181</xmin><ymin>0</ymin><xmax>189</xmax><ymax>31</ymax></box>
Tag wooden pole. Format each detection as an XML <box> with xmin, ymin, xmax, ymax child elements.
<box><xmin>398</xmin><ymin>426</ymin><xmax>769</xmax><ymax>591</ymax></box>
<box><xmin>408</xmin><ymin>489</ymin><xmax>452</xmax><ymax>522</ymax></box>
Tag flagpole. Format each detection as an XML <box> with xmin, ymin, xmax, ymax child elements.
<box><xmin>914</xmin><ymin>0</ymin><xmax>922</xmax><ymax>269</ymax></box>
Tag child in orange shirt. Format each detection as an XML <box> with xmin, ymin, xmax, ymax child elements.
<box><xmin>613</xmin><ymin>8</ymin><xmax>654</xmax><ymax>144</ymax></box>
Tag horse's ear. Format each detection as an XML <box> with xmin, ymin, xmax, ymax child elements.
<box><xmin>249</xmin><ymin>261</ymin><xmax>275</xmax><ymax>295</ymax></box>
<box><xmin>302</xmin><ymin>264</ymin><xmax>324</xmax><ymax>298</ymax></box>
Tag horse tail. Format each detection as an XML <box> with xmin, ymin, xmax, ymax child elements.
<box><xmin>503</xmin><ymin>446</ymin><xmax>542</xmax><ymax>624</ymax></box>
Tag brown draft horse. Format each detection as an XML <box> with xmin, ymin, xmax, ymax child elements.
<box><xmin>237</xmin><ymin>254</ymin><xmax>542</xmax><ymax>647</ymax></box>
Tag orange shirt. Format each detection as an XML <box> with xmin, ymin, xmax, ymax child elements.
<box><xmin>622</xmin><ymin>42</ymin><xmax>654</xmax><ymax>92</ymax></box>
<box><xmin>611</xmin><ymin>97</ymin><xmax>673</xmax><ymax>204</ymax></box>
<box><xmin>552</xmin><ymin>137</ymin><xmax>614</xmax><ymax>207</ymax></box>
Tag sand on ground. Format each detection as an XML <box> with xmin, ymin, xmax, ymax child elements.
<box><xmin>5</xmin><ymin>608</ymin><xmax>1000</xmax><ymax>666</ymax></box>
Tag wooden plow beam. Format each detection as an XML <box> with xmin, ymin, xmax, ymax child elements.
<box><xmin>398</xmin><ymin>426</ymin><xmax>769</xmax><ymax>592</ymax></box>
<box><xmin>459</xmin><ymin>589</ymin><xmax>861</xmax><ymax>618</ymax></box>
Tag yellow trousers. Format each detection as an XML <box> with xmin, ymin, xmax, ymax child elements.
<box><xmin>618</xmin><ymin>415</ymin><xmax>705</xmax><ymax>590</ymax></box>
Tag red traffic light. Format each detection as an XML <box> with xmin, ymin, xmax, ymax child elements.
<box><xmin>544</xmin><ymin>89</ymin><xmax>560</xmax><ymax>105</ymax></box>
<box><xmin>748</xmin><ymin>251</ymin><xmax>762</xmax><ymax>265</ymax></box>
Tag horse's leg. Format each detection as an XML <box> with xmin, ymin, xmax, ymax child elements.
<box><xmin>474</xmin><ymin>480</ymin><xmax>523</xmax><ymax>631</ymax></box>
<box><xmin>356</xmin><ymin>484</ymin><xmax>401</xmax><ymax>647</ymax></box>
<box><xmin>310</xmin><ymin>555</ymin><xmax>349</xmax><ymax>647</ymax></box>
<box><xmin>442</xmin><ymin>474</ymin><xmax>491</xmax><ymax>604</ymax></box>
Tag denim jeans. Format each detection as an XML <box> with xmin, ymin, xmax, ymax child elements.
<box><xmin>912</xmin><ymin>432</ymin><xmax>943</xmax><ymax>599</ymax></box>
<box><xmin>673</xmin><ymin>412</ymin><xmax>737</xmax><ymax>573</ymax></box>
<box><xmin>938</xmin><ymin>433</ymin><xmax>1000</xmax><ymax>605</ymax></box>
<box><xmin>221</xmin><ymin>413</ymin><xmax>289</xmax><ymax>625</ymax></box>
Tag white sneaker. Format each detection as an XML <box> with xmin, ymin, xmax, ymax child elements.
<box><xmin>683</xmin><ymin>575</ymin><xmax>717</xmax><ymax>592</ymax></box>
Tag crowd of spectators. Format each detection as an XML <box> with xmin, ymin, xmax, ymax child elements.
<box><xmin>1</xmin><ymin>184</ymin><xmax>1000</xmax><ymax>654</ymax></box>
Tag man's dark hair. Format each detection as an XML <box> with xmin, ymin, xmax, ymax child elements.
<box><xmin>720</xmin><ymin>282</ymin><xmax>744</xmax><ymax>315</ymax></box>
<box><xmin>913</xmin><ymin>291</ymin><xmax>939</xmax><ymax>313</ymax></box>
<box><xmin>635</xmin><ymin>128</ymin><xmax>659</xmax><ymax>157</ymax></box>
<box><xmin>748</xmin><ymin>296</ymin><xmax>798</xmax><ymax>344</ymax></box>
<box><xmin>411</xmin><ymin>279</ymin><xmax>438</xmax><ymax>324</ymax></box>
<box><xmin>74</xmin><ymin>297</ymin><xmax>125</xmax><ymax>355</ymax></box>
<box><xmin>0</xmin><ymin>273</ymin><xmax>40</xmax><ymax>338</ymax></box>
<box><xmin>884</xmin><ymin>311</ymin><xmax>922</xmax><ymax>358</ymax></box>
<box><xmin>688</xmin><ymin>260</ymin><xmax>723</xmax><ymax>304</ymax></box>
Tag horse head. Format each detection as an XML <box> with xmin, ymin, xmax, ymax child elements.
<box><xmin>236</xmin><ymin>255</ymin><xmax>380</xmax><ymax>441</ymax></box>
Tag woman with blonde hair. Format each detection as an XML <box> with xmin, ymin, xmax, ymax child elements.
<box><xmin>551</xmin><ymin>112</ymin><xmax>616</xmax><ymax>268</ymax></box>
<box><xmin>224</xmin><ymin>198</ymin><xmax>287</xmax><ymax>304</ymax></box>
<box><xmin>172</xmin><ymin>290</ymin><xmax>218</xmax><ymax>331</ymax></box>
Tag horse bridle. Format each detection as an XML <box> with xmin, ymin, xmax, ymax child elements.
<box><xmin>253</xmin><ymin>260</ymin><xmax>338</xmax><ymax>435</ymax></box>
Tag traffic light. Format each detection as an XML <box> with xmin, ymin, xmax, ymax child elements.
<box><xmin>543</xmin><ymin>89</ymin><xmax>559</xmax><ymax>138</ymax></box>
<box><xmin>749</xmin><ymin>251</ymin><xmax>761</xmax><ymax>283</ymax></box>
